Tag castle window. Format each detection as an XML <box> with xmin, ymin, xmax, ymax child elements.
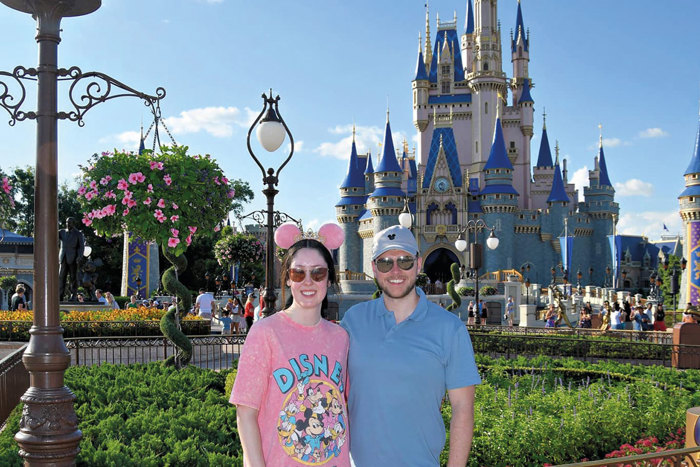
<box><xmin>483</xmin><ymin>62</ymin><xmax>489</xmax><ymax>71</ymax></box>
<box><xmin>441</xmin><ymin>65</ymin><xmax>450</xmax><ymax>75</ymax></box>
<box><xmin>476</xmin><ymin>141</ymin><xmax>479</xmax><ymax>153</ymax></box>
<box><xmin>495</xmin><ymin>194</ymin><xmax>501</xmax><ymax>199</ymax></box>
<box><xmin>441</xmin><ymin>81</ymin><xmax>450</xmax><ymax>94</ymax></box>
<box><xmin>510</xmin><ymin>141</ymin><xmax>516</xmax><ymax>149</ymax></box>
<box><xmin>485</xmin><ymin>102</ymin><xmax>488</xmax><ymax>114</ymax></box>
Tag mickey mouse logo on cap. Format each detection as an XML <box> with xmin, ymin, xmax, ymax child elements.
<box><xmin>388</xmin><ymin>234</ymin><xmax>396</xmax><ymax>240</ymax></box>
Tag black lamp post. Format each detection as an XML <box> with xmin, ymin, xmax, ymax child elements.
<box><xmin>0</xmin><ymin>0</ymin><xmax>168</xmax><ymax>462</ymax></box>
<box><xmin>454</xmin><ymin>220</ymin><xmax>499</xmax><ymax>324</ymax></box>
<box><xmin>605</xmin><ymin>266</ymin><xmax>612</xmax><ymax>288</ymax></box>
<box><xmin>525</xmin><ymin>277</ymin><xmax>531</xmax><ymax>305</ymax></box>
<box><xmin>589</xmin><ymin>267</ymin><xmax>594</xmax><ymax>286</ymax></box>
<box><xmin>135</xmin><ymin>276</ymin><xmax>142</xmax><ymax>298</ymax></box>
<box><xmin>621</xmin><ymin>270</ymin><xmax>627</xmax><ymax>290</ymax></box>
<box><xmin>247</xmin><ymin>91</ymin><xmax>294</xmax><ymax>317</ymax></box>
<box><xmin>205</xmin><ymin>271</ymin><xmax>212</xmax><ymax>292</ymax></box>
<box><xmin>550</xmin><ymin>266</ymin><xmax>557</xmax><ymax>286</ymax></box>
<box><xmin>663</xmin><ymin>257</ymin><xmax>685</xmax><ymax>313</ymax></box>
<box><xmin>576</xmin><ymin>269</ymin><xmax>582</xmax><ymax>290</ymax></box>
<box><xmin>215</xmin><ymin>275</ymin><xmax>222</xmax><ymax>298</ymax></box>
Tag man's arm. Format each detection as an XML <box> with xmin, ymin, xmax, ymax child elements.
<box><xmin>446</xmin><ymin>385</ymin><xmax>476</xmax><ymax>467</ymax></box>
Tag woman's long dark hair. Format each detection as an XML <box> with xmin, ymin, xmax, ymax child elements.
<box><xmin>280</xmin><ymin>239</ymin><xmax>337</xmax><ymax>319</ymax></box>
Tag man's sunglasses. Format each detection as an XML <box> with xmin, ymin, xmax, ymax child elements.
<box><xmin>374</xmin><ymin>255</ymin><xmax>416</xmax><ymax>273</ymax></box>
<box><xmin>289</xmin><ymin>267</ymin><xmax>329</xmax><ymax>283</ymax></box>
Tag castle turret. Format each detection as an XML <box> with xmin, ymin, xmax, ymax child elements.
<box><xmin>364</xmin><ymin>150</ymin><xmax>375</xmax><ymax>194</ymax></box>
<box><xmin>336</xmin><ymin>127</ymin><xmax>366</xmax><ymax>272</ymax></box>
<box><xmin>510</xmin><ymin>0</ymin><xmax>529</xmax><ymax>82</ymax></box>
<box><xmin>413</xmin><ymin>34</ymin><xmax>430</xmax><ymax>132</ymax></box>
<box><xmin>530</xmin><ymin>112</ymin><xmax>555</xmax><ymax>210</ymax></box>
<box><xmin>368</xmin><ymin>112</ymin><xmax>405</xmax><ymax>232</ymax></box>
<box><xmin>679</xmin><ymin>104</ymin><xmax>700</xmax><ymax>306</ymax></box>
<box><xmin>460</xmin><ymin>0</ymin><xmax>475</xmax><ymax>73</ymax></box>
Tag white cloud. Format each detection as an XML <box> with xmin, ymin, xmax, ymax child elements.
<box><xmin>287</xmin><ymin>140</ymin><xmax>303</xmax><ymax>154</ymax></box>
<box><xmin>315</xmin><ymin>124</ymin><xmax>409</xmax><ymax>160</ymax></box>
<box><xmin>614</xmin><ymin>179</ymin><xmax>653</xmax><ymax>197</ymax></box>
<box><xmin>570</xmin><ymin>166</ymin><xmax>589</xmax><ymax>202</ymax></box>
<box><xmin>304</xmin><ymin>218</ymin><xmax>335</xmax><ymax>231</ymax></box>
<box><xmin>163</xmin><ymin>106</ymin><xmax>256</xmax><ymax>138</ymax></box>
<box><xmin>617</xmin><ymin>211</ymin><xmax>682</xmax><ymax>239</ymax></box>
<box><xmin>602</xmin><ymin>137</ymin><xmax>623</xmax><ymax>147</ymax></box>
<box><xmin>638</xmin><ymin>127</ymin><xmax>669</xmax><ymax>138</ymax></box>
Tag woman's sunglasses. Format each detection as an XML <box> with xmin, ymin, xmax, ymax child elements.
<box><xmin>289</xmin><ymin>267</ymin><xmax>329</xmax><ymax>283</ymax></box>
<box><xmin>374</xmin><ymin>255</ymin><xmax>416</xmax><ymax>273</ymax></box>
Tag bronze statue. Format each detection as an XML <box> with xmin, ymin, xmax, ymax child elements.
<box><xmin>549</xmin><ymin>284</ymin><xmax>574</xmax><ymax>329</ymax></box>
<box><xmin>58</xmin><ymin>217</ymin><xmax>85</xmax><ymax>301</ymax></box>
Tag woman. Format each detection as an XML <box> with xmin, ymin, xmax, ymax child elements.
<box><xmin>544</xmin><ymin>304</ymin><xmax>556</xmax><ymax>328</ymax></box>
<box><xmin>653</xmin><ymin>303</ymin><xmax>667</xmax><ymax>331</ymax></box>
<box><xmin>104</xmin><ymin>291</ymin><xmax>120</xmax><ymax>310</ymax></box>
<box><xmin>467</xmin><ymin>300</ymin><xmax>475</xmax><ymax>325</ymax></box>
<box><xmin>227</xmin><ymin>297</ymin><xmax>243</xmax><ymax>334</ymax></box>
<box><xmin>479</xmin><ymin>300</ymin><xmax>488</xmax><ymax>325</ymax></box>
<box><xmin>231</xmin><ymin>224</ymin><xmax>349</xmax><ymax>466</ymax></box>
<box><xmin>243</xmin><ymin>294</ymin><xmax>255</xmax><ymax>332</ymax></box>
<box><xmin>579</xmin><ymin>309</ymin><xmax>592</xmax><ymax>328</ymax></box>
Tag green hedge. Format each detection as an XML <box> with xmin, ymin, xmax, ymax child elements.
<box><xmin>0</xmin><ymin>320</ymin><xmax>211</xmax><ymax>341</ymax></box>
<box><xmin>1</xmin><ymin>357</ymin><xmax>697</xmax><ymax>466</ymax></box>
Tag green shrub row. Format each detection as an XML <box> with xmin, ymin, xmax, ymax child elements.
<box><xmin>0</xmin><ymin>320</ymin><xmax>211</xmax><ymax>341</ymax></box>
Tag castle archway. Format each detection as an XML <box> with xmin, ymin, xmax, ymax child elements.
<box><xmin>423</xmin><ymin>248</ymin><xmax>460</xmax><ymax>286</ymax></box>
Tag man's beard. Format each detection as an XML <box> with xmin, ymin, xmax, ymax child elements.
<box><xmin>378</xmin><ymin>274</ymin><xmax>417</xmax><ymax>300</ymax></box>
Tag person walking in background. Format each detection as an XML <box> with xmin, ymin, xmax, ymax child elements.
<box><xmin>231</xmin><ymin>223</ymin><xmax>349</xmax><ymax>466</ymax></box>
<box><xmin>244</xmin><ymin>294</ymin><xmax>255</xmax><ymax>332</ymax></box>
<box><xmin>504</xmin><ymin>296</ymin><xmax>515</xmax><ymax>327</ymax></box>
<box><xmin>544</xmin><ymin>304</ymin><xmax>556</xmax><ymax>328</ymax></box>
<box><xmin>610</xmin><ymin>304</ymin><xmax>623</xmax><ymax>330</ymax></box>
<box><xmin>126</xmin><ymin>295</ymin><xmax>139</xmax><ymax>309</ymax></box>
<box><xmin>467</xmin><ymin>300</ymin><xmax>476</xmax><ymax>325</ymax></box>
<box><xmin>480</xmin><ymin>300</ymin><xmax>488</xmax><ymax>325</ymax></box>
<box><xmin>653</xmin><ymin>303</ymin><xmax>667</xmax><ymax>331</ymax></box>
<box><xmin>341</xmin><ymin>225</ymin><xmax>479</xmax><ymax>466</ymax></box>
<box><xmin>95</xmin><ymin>289</ymin><xmax>107</xmax><ymax>304</ymax></box>
<box><xmin>226</xmin><ymin>297</ymin><xmax>243</xmax><ymax>334</ymax></box>
<box><xmin>213</xmin><ymin>309</ymin><xmax>233</xmax><ymax>335</ymax></box>
<box><xmin>10</xmin><ymin>285</ymin><xmax>26</xmax><ymax>311</ymax></box>
<box><xmin>194</xmin><ymin>288</ymin><xmax>215</xmax><ymax>319</ymax></box>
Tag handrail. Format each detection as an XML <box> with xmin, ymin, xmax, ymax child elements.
<box><xmin>0</xmin><ymin>344</ymin><xmax>28</xmax><ymax>425</ymax></box>
<box><xmin>337</xmin><ymin>270</ymin><xmax>374</xmax><ymax>281</ymax></box>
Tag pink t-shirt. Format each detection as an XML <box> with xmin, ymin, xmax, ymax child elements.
<box><xmin>231</xmin><ymin>312</ymin><xmax>350</xmax><ymax>467</ymax></box>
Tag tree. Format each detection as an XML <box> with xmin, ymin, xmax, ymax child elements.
<box><xmin>78</xmin><ymin>146</ymin><xmax>234</xmax><ymax>368</ymax></box>
<box><xmin>2</xmin><ymin>166</ymin><xmax>33</xmax><ymax>236</ymax></box>
<box><xmin>0</xmin><ymin>167</ymin><xmax>16</xmax><ymax>234</ymax></box>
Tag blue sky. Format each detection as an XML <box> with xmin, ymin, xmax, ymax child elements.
<box><xmin>1</xmin><ymin>0</ymin><xmax>699</xmax><ymax>241</ymax></box>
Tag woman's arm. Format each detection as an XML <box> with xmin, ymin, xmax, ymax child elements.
<box><xmin>237</xmin><ymin>405</ymin><xmax>265</xmax><ymax>467</ymax></box>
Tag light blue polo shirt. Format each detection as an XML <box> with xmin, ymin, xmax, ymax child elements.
<box><xmin>340</xmin><ymin>288</ymin><xmax>481</xmax><ymax>466</ymax></box>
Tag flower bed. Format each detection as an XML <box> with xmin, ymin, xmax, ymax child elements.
<box><xmin>0</xmin><ymin>308</ymin><xmax>209</xmax><ymax>340</ymax></box>
<box><xmin>0</xmin><ymin>356</ymin><xmax>697</xmax><ymax>466</ymax></box>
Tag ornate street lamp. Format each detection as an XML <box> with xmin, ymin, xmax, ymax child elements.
<box><xmin>524</xmin><ymin>277</ymin><xmax>531</xmax><ymax>305</ymax></box>
<box><xmin>135</xmin><ymin>276</ymin><xmax>142</xmax><ymax>298</ymax></box>
<box><xmin>589</xmin><ymin>267</ymin><xmax>594</xmax><ymax>286</ymax></box>
<box><xmin>215</xmin><ymin>275</ymin><xmax>222</xmax><ymax>298</ymax></box>
<box><xmin>398</xmin><ymin>197</ymin><xmax>412</xmax><ymax>229</ymax></box>
<box><xmin>247</xmin><ymin>91</ymin><xmax>294</xmax><ymax>317</ymax></box>
<box><xmin>605</xmin><ymin>266</ymin><xmax>611</xmax><ymax>288</ymax></box>
<box><xmin>454</xmin><ymin>220</ymin><xmax>499</xmax><ymax>323</ymax></box>
<box><xmin>0</xmin><ymin>1</ymin><xmax>168</xmax><ymax>462</ymax></box>
<box><xmin>576</xmin><ymin>269</ymin><xmax>582</xmax><ymax>289</ymax></box>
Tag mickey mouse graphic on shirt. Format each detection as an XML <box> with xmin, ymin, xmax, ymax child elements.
<box><xmin>274</xmin><ymin>353</ymin><xmax>347</xmax><ymax>465</ymax></box>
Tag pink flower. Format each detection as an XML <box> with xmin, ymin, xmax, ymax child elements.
<box><xmin>78</xmin><ymin>185</ymin><xmax>87</xmax><ymax>196</ymax></box>
<box><xmin>163</xmin><ymin>174</ymin><xmax>172</xmax><ymax>186</ymax></box>
<box><xmin>149</xmin><ymin>161</ymin><xmax>164</xmax><ymax>171</ymax></box>
<box><xmin>213</xmin><ymin>176</ymin><xmax>221</xmax><ymax>185</ymax></box>
<box><xmin>157</xmin><ymin>198</ymin><xmax>166</xmax><ymax>208</ymax></box>
<box><xmin>221</xmin><ymin>176</ymin><xmax>229</xmax><ymax>184</ymax></box>
<box><xmin>85</xmin><ymin>191</ymin><xmax>97</xmax><ymax>201</ymax></box>
<box><xmin>214</xmin><ymin>225</ymin><xmax>220</xmax><ymax>232</ymax></box>
<box><xmin>104</xmin><ymin>190</ymin><xmax>116</xmax><ymax>199</ymax></box>
<box><xmin>227</xmin><ymin>189</ymin><xmax>236</xmax><ymax>198</ymax></box>
<box><xmin>171</xmin><ymin>228</ymin><xmax>179</xmax><ymax>237</ymax></box>
<box><xmin>168</xmin><ymin>237</ymin><xmax>180</xmax><ymax>248</ymax></box>
<box><xmin>153</xmin><ymin>209</ymin><xmax>166</xmax><ymax>223</ymax></box>
<box><xmin>89</xmin><ymin>180</ymin><xmax>97</xmax><ymax>189</ymax></box>
<box><xmin>128</xmin><ymin>172</ymin><xmax>146</xmax><ymax>184</ymax></box>
<box><xmin>147</xmin><ymin>184</ymin><xmax>154</xmax><ymax>193</ymax></box>
<box><xmin>188</xmin><ymin>226</ymin><xmax>197</xmax><ymax>234</ymax></box>
<box><xmin>127</xmin><ymin>198</ymin><xmax>137</xmax><ymax>208</ymax></box>
<box><xmin>123</xmin><ymin>208</ymin><xmax>130</xmax><ymax>216</ymax></box>
<box><xmin>117</xmin><ymin>179</ymin><xmax>129</xmax><ymax>190</ymax></box>
<box><xmin>101</xmin><ymin>151</ymin><xmax>112</xmax><ymax>157</ymax></box>
<box><xmin>121</xmin><ymin>195</ymin><xmax>132</xmax><ymax>206</ymax></box>
<box><xmin>171</xmin><ymin>203</ymin><xmax>178</xmax><ymax>210</ymax></box>
<box><xmin>102</xmin><ymin>204</ymin><xmax>116</xmax><ymax>216</ymax></box>
<box><xmin>123</xmin><ymin>189</ymin><xmax>133</xmax><ymax>198</ymax></box>
<box><xmin>100</xmin><ymin>175</ymin><xmax>112</xmax><ymax>185</ymax></box>
<box><xmin>82</xmin><ymin>217</ymin><xmax>92</xmax><ymax>226</ymax></box>
<box><xmin>143</xmin><ymin>197</ymin><xmax>152</xmax><ymax>205</ymax></box>
<box><xmin>186</xmin><ymin>234</ymin><xmax>192</xmax><ymax>246</ymax></box>
<box><xmin>170</xmin><ymin>215</ymin><xmax>179</xmax><ymax>223</ymax></box>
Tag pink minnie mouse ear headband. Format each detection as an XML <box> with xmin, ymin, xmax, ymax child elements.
<box><xmin>274</xmin><ymin>222</ymin><xmax>345</xmax><ymax>251</ymax></box>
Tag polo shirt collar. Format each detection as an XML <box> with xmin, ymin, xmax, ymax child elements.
<box><xmin>377</xmin><ymin>287</ymin><xmax>429</xmax><ymax>322</ymax></box>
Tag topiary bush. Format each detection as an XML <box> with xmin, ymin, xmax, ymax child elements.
<box><xmin>446</xmin><ymin>263</ymin><xmax>461</xmax><ymax>311</ymax></box>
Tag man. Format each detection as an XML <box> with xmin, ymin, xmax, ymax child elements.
<box><xmin>58</xmin><ymin>217</ymin><xmax>85</xmax><ymax>301</ymax></box>
<box><xmin>194</xmin><ymin>288</ymin><xmax>215</xmax><ymax>319</ymax></box>
<box><xmin>95</xmin><ymin>289</ymin><xmax>107</xmax><ymax>304</ymax></box>
<box><xmin>341</xmin><ymin>225</ymin><xmax>480</xmax><ymax>466</ymax></box>
<box><xmin>10</xmin><ymin>285</ymin><xmax>26</xmax><ymax>311</ymax></box>
<box><xmin>504</xmin><ymin>296</ymin><xmax>515</xmax><ymax>326</ymax></box>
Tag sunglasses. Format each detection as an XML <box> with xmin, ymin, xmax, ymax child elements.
<box><xmin>289</xmin><ymin>267</ymin><xmax>329</xmax><ymax>283</ymax></box>
<box><xmin>374</xmin><ymin>255</ymin><xmax>416</xmax><ymax>273</ymax></box>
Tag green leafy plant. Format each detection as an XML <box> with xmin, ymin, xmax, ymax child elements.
<box><xmin>446</xmin><ymin>263</ymin><xmax>462</xmax><ymax>311</ymax></box>
<box><xmin>416</xmin><ymin>272</ymin><xmax>429</xmax><ymax>288</ymax></box>
<box><xmin>214</xmin><ymin>232</ymin><xmax>264</xmax><ymax>271</ymax></box>
<box><xmin>0</xmin><ymin>275</ymin><xmax>18</xmax><ymax>296</ymax></box>
<box><xmin>458</xmin><ymin>286</ymin><xmax>475</xmax><ymax>297</ymax></box>
<box><xmin>78</xmin><ymin>146</ymin><xmax>234</xmax><ymax>368</ymax></box>
<box><xmin>479</xmin><ymin>285</ymin><xmax>497</xmax><ymax>296</ymax></box>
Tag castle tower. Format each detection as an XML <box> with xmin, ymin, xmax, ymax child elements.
<box><xmin>368</xmin><ymin>112</ymin><xmax>405</xmax><ymax>233</ymax></box>
<box><xmin>531</xmin><ymin>111</ymin><xmax>554</xmax><ymax>209</ymax></box>
<box><xmin>481</xmin><ymin>114</ymin><xmax>518</xmax><ymax>272</ymax></box>
<box><xmin>335</xmin><ymin>127</ymin><xmax>366</xmax><ymax>273</ymax></box>
<box><xmin>679</xmin><ymin>104</ymin><xmax>700</xmax><ymax>306</ymax></box>
<box><xmin>413</xmin><ymin>33</ymin><xmax>430</xmax><ymax>132</ymax></box>
<box><xmin>510</xmin><ymin>0</ymin><xmax>529</xmax><ymax>85</ymax></box>
<box><xmin>460</xmin><ymin>0</ymin><xmax>475</xmax><ymax>73</ymax></box>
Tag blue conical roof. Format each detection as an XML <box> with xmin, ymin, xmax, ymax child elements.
<box><xmin>364</xmin><ymin>152</ymin><xmax>374</xmax><ymax>175</ymax></box>
<box><xmin>138</xmin><ymin>135</ymin><xmax>145</xmax><ymax>155</ymax></box>
<box><xmin>375</xmin><ymin>120</ymin><xmax>402</xmax><ymax>173</ymax></box>
<box><xmin>547</xmin><ymin>162</ymin><xmax>570</xmax><ymax>203</ymax></box>
<box><xmin>339</xmin><ymin>140</ymin><xmax>365</xmax><ymax>189</ymax></box>
<box><xmin>414</xmin><ymin>49</ymin><xmax>428</xmax><ymax>81</ymax></box>
<box><xmin>511</xmin><ymin>0</ymin><xmax>528</xmax><ymax>53</ymax></box>
<box><xmin>484</xmin><ymin>118</ymin><xmax>514</xmax><ymax>170</ymax></box>
<box><xmin>536</xmin><ymin>127</ymin><xmax>553</xmax><ymax>167</ymax></box>
<box><xmin>518</xmin><ymin>78</ymin><xmax>534</xmax><ymax>104</ymax></box>
<box><xmin>598</xmin><ymin>145</ymin><xmax>612</xmax><ymax>187</ymax></box>
<box><xmin>465</xmin><ymin>0</ymin><xmax>474</xmax><ymax>34</ymax></box>
<box><xmin>684</xmin><ymin>107</ymin><xmax>700</xmax><ymax>175</ymax></box>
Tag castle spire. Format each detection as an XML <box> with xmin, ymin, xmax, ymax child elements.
<box><xmin>511</xmin><ymin>0</ymin><xmax>529</xmax><ymax>53</ymax></box>
<box><xmin>339</xmin><ymin>131</ymin><xmax>364</xmax><ymax>189</ymax></box>
<box><xmin>542</xmin><ymin>107</ymin><xmax>547</xmax><ymax>130</ymax></box>
<box><xmin>414</xmin><ymin>33</ymin><xmax>428</xmax><ymax>81</ymax></box>
<box><xmin>484</xmin><ymin>116</ymin><xmax>513</xmax><ymax>171</ymax></box>
<box><xmin>684</xmin><ymin>102</ymin><xmax>700</xmax><ymax>175</ymax></box>
<box><xmin>547</xmin><ymin>153</ymin><xmax>570</xmax><ymax>204</ymax></box>
<box><xmin>464</xmin><ymin>0</ymin><xmax>474</xmax><ymax>34</ymax></box>
<box><xmin>536</xmin><ymin>117</ymin><xmax>553</xmax><ymax>167</ymax></box>
<box><xmin>598</xmin><ymin>124</ymin><xmax>613</xmax><ymax>187</ymax></box>
<box><xmin>424</xmin><ymin>2</ymin><xmax>432</xmax><ymax>68</ymax></box>
<box><xmin>138</xmin><ymin>122</ymin><xmax>145</xmax><ymax>155</ymax></box>
<box><xmin>375</xmin><ymin>114</ymin><xmax>402</xmax><ymax>173</ymax></box>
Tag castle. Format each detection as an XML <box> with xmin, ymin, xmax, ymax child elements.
<box><xmin>335</xmin><ymin>0</ymin><xmax>621</xmax><ymax>287</ymax></box>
